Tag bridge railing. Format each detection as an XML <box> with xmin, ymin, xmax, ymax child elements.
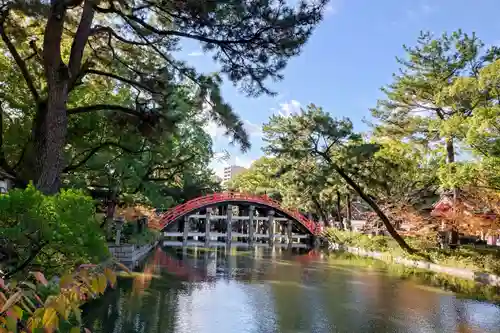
<box><xmin>148</xmin><ymin>192</ymin><xmax>320</xmax><ymax>235</ymax></box>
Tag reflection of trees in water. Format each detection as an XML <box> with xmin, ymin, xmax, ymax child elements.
<box><xmin>82</xmin><ymin>269</ymin><xmax>188</xmax><ymax>333</ymax></box>
<box><xmin>83</xmin><ymin>246</ymin><xmax>500</xmax><ymax>333</ymax></box>
<box><xmin>269</xmin><ymin>252</ymin><xmax>313</xmax><ymax>332</ymax></box>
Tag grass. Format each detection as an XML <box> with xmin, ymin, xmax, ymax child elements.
<box><xmin>323</xmin><ymin>229</ymin><xmax>500</xmax><ymax>276</ymax></box>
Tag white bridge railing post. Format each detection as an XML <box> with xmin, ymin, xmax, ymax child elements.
<box><xmin>226</xmin><ymin>205</ymin><xmax>233</xmax><ymax>247</ymax></box>
<box><xmin>268</xmin><ymin>210</ymin><xmax>275</xmax><ymax>245</ymax></box>
<box><xmin>248</xmin><ymin>205</ymin><xmax>255</xmax><ymax>245</ymax></box>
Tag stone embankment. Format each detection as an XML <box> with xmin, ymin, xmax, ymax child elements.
<box><xmin>328</xmin><ymin>242</ymin><xmax>500</xmax><ymax>286</ymax></box>
<box><xmin>108</xmin><ymin>241</ymin><xmax>158</xmax><ymax>268</ymax></box>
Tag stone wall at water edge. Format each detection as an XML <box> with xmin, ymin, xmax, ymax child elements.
<box><xmin>108</xmin><ymin>241</ymin><xmax>158</xmax><ymax>267</ymax></box>
<box><xmin>328</xmin><ymin>242</ymin><xmax>500</xmax><ymax>287</ymax></box>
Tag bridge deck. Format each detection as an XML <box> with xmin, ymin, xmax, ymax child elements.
<box><xmin>162</xmin><ymin>240</ymin><xmax>310</xmax><ymax>249</ymax></box>
<box><xmin>163</xmin><ymin>232</ymin><xmax>309</xmax><ymax>239</ymax></box>
<box><xmin>188</xmin><ymin>214</ymin><xmax>289</xmax><ymax>222</ymax></box>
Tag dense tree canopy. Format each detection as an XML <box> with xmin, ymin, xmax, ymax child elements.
<box><xmin>261</xmin><ymin>104</ymin><xmax>415</xmax><ymax>252</ymax></box>
<box><xmin>229</xmin><ymin>30</ymin><xmax>499</xmax><ymax>252</ymax></box>
<box><xmin>371</xmin><ymin>30</ymin><xmax>500</xmax><ymax>190</ymax></box>
<box><xmin>0</xmin><ymin>0</ymin><xmax>329</xmax><ymax>194</ymax></box>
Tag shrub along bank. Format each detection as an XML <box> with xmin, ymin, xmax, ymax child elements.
<box><xmin>323</xmin><ymin>229</ymin><xmax>500</xmax><ymax>276</ymax></box>
<box><xmin>0</xmin><ymin>185</ymin><xmax>109</xmax><ymax>279</ymax></box>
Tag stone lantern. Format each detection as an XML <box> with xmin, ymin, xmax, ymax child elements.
<box><xmin>114</xmin><ymin>216</ymin><xmax>125</xmax><ymax>246</ymax></box>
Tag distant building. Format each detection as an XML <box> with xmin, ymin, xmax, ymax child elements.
<box><xmin>223</xmin><ymin>165</ymin><xmax>247</xmax><ymax>184</ymax></box>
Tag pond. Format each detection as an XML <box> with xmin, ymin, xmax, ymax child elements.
<box><xmin>83</xmin><ymin>245</ymin><xmax>500</xmax><ymax>333</ymax></box>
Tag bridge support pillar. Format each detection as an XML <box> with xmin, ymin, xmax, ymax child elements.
<box><xmin>268</xmin><ymin>210</ymin><xmax>275</xmax><ymax>245</ymax></box>
<box><xmin>226</xmin><ymin>205</ymin><xmax>232</xmax><ymax>247</ymax></box>
<box><xmin>287</xmin><ymin>220</ymin><xmax>293</xmax><ymax>244</ymax></box>
<box><xmin>183</xmin><ymin>215</ymin><xmax>189</xmax><ymax>245</ymax></box>
<box><xmin>205</xmin><ymin>208</ymin><xmax>211</xmax><ymax>247</ymax></box>
<box><xmin>248</xmin><ymin>205</ymin><xmax>255</xmax><ymax>245</ymax></box>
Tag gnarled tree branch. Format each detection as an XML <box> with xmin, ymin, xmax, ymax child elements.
<box><xmin>64</xmin><ymin>141</ymin><xmax>148</xmax><ymax>172</ymax></box>
<box><xmin>86</xmin><ymin>68</ymin><xmax>155</xmax><ymax>92</ymax></box>
<box><xmin>67</xmin><ymin>103</ymin><xmax>146</xmax><ymax>118</ymax></box>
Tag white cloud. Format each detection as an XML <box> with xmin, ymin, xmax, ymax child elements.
<box><xmin>324</xmin><ymin>0</ymin><xmax>340</xmax><ymax>16</ymax></box>
<box><xmin>209</xmin><ymin>155</ymin><xmax>255</xmax><ymax>178</ymax></box>
<box><xmin>393</xmin><ymin>2</ymin><xmax>437</xmax><ymax>26</ymax></box>
<box><xmin>244</xmin><ymin>120</ymin><xmax>263</xmax><ymax>137</ymax></box>
<box><xmin>272</xmin><ymin>99</ymin><xmax>302</xmax><ymax>117</ymax></box>
<box><xmin>209</xmin><ymin>159</ymin><xmax>226</xmax><ymax>178</ymax></box>
<box><xmin>204</xmin><ymin>118</ymin><xmax>263</xmax><ymax>140</ymax></box>
<box><xmin>203</xmin><ymin>119</ymin><xmax>226</xmax><ymax>138</ymax></box>
<box><xmin>188</xmin><ymin>51</ymin><xmax>203</xmax><ymax>57</ymax></box>
<box><xmin>234</xmin><ymin>156</ymin><xmax>255</xmax><ymax>169</ymax></box>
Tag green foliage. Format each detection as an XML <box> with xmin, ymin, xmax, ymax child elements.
<box><xmin>262</xmin><ymin>104</ymin><xmax>416</xmax><ymax>252</ymax></box>
<box><xmin>227</xmin><ymin>157</ymin><xmax>281</xmax><ymax>195</ymax></box>
<box><xmin>0</xmin><ymin>185</ymin><xmax>108</xmax><ymax>278</ymax></box>
<box><xmin>107</xmin><ymin>224</ymin><xmax>160</xmax><ymax>247</ymax></box>
<box><xmin>127</xmin><ymin>230</ymin><xmax>160</xmax><ymax>246</ymax></box>
<box><xmin>324</xmin><ymin>229</ymin><xmax>500</xmax><ymax>276</ymax></box>
<box><xmin>371</xmin><ymin>30</ymin><xmax>500</xmax><ymax>190</ymax></box>
<box><xmin>0</xmin><ymin>0</ymin><xmax>329</xmax><ymax>194</ymax></box>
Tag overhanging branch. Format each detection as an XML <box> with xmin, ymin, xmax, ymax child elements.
<box><xmin>67</xmin><ymin>104</ymin><xmax>145</xmax><ymax>118</ymax></box>
<box><xmin>86</xmin><ymin>69</ymin><xmax>155</xmax><ymax>92</ymax></box>
<box><xmin>91</xmin><ymin>25</ymin><xmax>163</xmax><ymax>46</ymax></box>
<box><xmin>64</xmin><ymin>141</ymin><xmax>148</xmax><ymax>172</ymax></box>
<box><xmin>121</xmin><ymin>12</ymin><xmax>267</xmax><ymax>46</ymax></box>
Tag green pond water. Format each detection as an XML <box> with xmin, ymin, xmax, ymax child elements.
<box><xmin>83</xmin><ymin>245</ymin><xmax>500</xmax><ymax>333</ymax></box>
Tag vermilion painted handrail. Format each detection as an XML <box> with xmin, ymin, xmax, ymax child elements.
<box><xmin>149</xmin><ymin>192</ymin><xmax>320</xmax><ymax>235</ymax></box>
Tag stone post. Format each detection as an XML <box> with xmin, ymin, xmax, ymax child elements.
<box><xmin>183</xmin><ymin>215</ymin><xmax>189</xmax><ymax>245</ymax></box>
<box><xmin>268</xmin><ymin>210</ymin><xmax>275</xmax><ymax>245</ymax></box>
<box><xmin>248</xmin><ymin>205</ymin><xmax>255</xmax><ymax>245</ymax></box>
<box><xmin>205</xmin><ymin>208</ymin><xmax>212</xmax><ymax>247</ymax></box>
<box><xmin>287</xmin><ymin>220</ymin><xmax>293</xmax><ymax>244</ymax></box>
<box><xmin>114</xmin><ymin>216</ymin><xmax>125</xmax><ymax>246</ymax></box>
<box><xmin>226</xmin><ymin>205</ymin><xmax>233</xmax><ymax>246</ymax></box>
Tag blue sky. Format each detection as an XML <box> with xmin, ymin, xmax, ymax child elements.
<box><xmin>181</xmin><ymin>0</ymin><xmax>500</xmax><ymax>177</ymax></box>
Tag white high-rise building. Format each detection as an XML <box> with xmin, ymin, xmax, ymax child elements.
<box><xmin>223</xmin><ymin>165</ymin><xmax>247</xmax><ymax>184</ymax></box>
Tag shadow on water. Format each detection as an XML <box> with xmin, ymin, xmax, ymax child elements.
<box><xmin>83</xmin><ymin>245</ymin><xmax>500</xmax><ymax>333</ymax></box>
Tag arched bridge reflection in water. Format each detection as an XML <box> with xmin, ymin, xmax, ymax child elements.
<box><xmin>83</xmin><ymin>246</ymin><xmax>500</xmax><ymax>333</ymax></box>
<box><xmin>128</xmin><ymin>246</ymin><xmax>319</xmax><ymax>292</ymax></box>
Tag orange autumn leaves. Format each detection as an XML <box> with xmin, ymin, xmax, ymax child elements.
<box><xmin>0</xmin><ymin>264</ymin><xmax>125</xmax><ymax>333</ymax></box>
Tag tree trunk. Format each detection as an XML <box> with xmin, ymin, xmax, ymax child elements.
<box><xmin>311</xmin><ymin>195</ymin><xmax>329</xmax><ymax>227</ymax></box>
<box><xmin>446</xmin><ymin>137</ymin><xmax>460</xmax><ymax>248</ymax></box>
<box><xmin>101</xmin><ymin>189</ymin><xmax>117</xmax><ymax>231</ymax></box>
<box><xmin>328</xmin><ymin>162</ymin><xmax>415</xmax><ymax>254</ymax></box>
<box><xmin>346</xmin><ymin>193</ymin><xmax>352</xmax><ymax>230</ymax></box>
<box><xmin>33</xmin><ymin>84</ymin><xmax>68</xmax><ymax>194</ymax></box>
<box><xmin>336</xmin><ymin>190</ymin><xmax>342</xmax><ymax>223</ymax></box>
<box><xmin>446</xmin><ymin>138</ymin><xmax>455</xmax><ymax>164</ymax></box>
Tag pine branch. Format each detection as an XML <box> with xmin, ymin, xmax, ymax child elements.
<box><xmin>86</xmin><ymin>68</ymin><xmax>155</xmax><ymax>93</ymax></box>
<box><xmin>64</xmin><ymin>141</ymin><xmax>148</xmax><ymax>172</ymax></box>
<box><xmin>67</xmin><ymin>103</ymin><xmax>146</xmax><ymax>118</ymax></box>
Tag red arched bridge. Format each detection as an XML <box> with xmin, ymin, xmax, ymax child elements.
<box><xmin>148</xmin><ymin>192</ymin><xmax>321</xmax><ymax>241</ymax></box>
